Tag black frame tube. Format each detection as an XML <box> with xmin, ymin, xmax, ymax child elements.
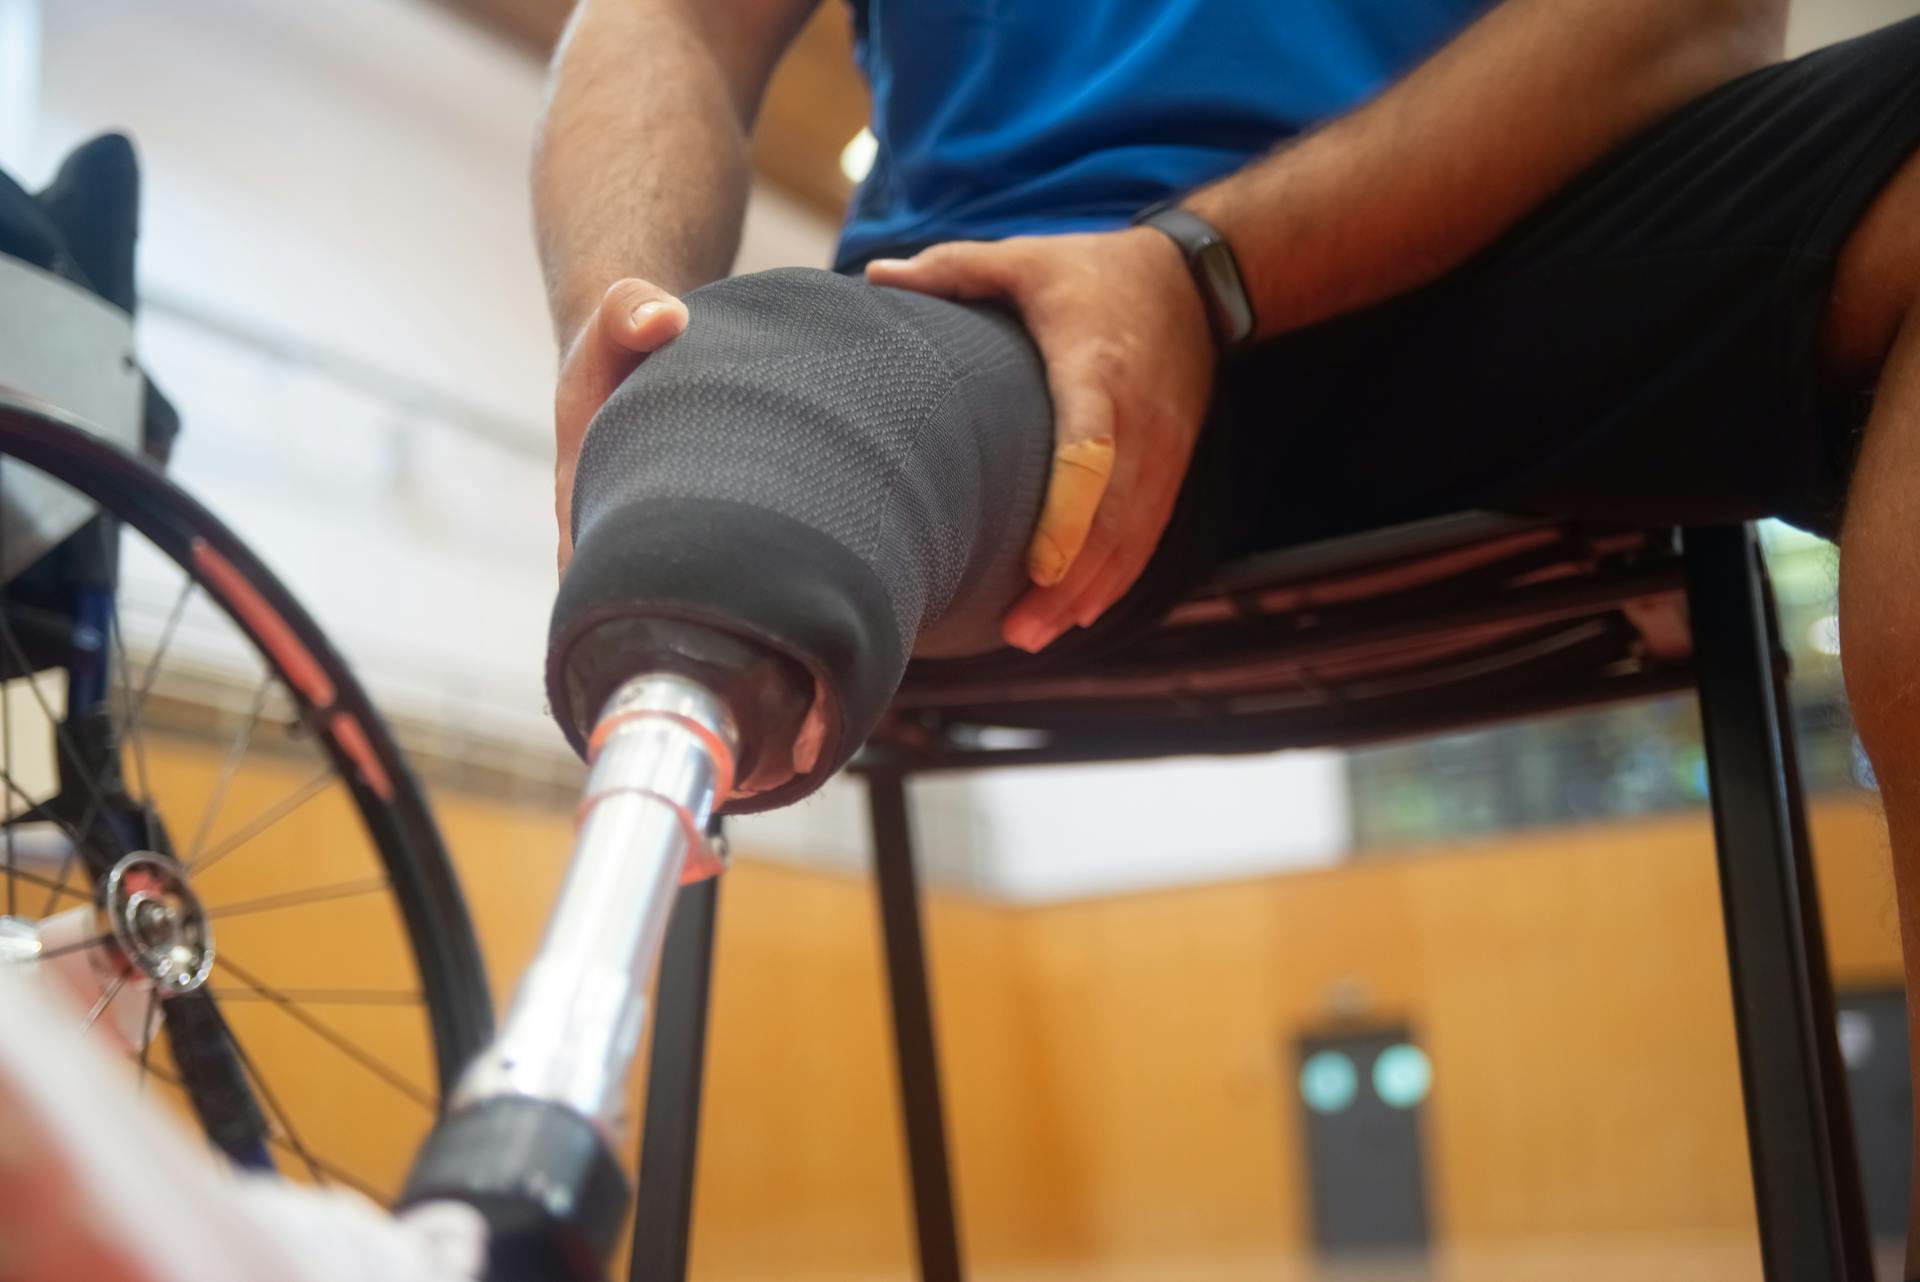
<box><xmin>867</xmin><ymin>771</ymin><xmax>966</xmax><ymax>1282</ymax></box>
<box><xmin>623</xmin><ymin>522</ymin><xmax>1869</xmax><ymax>1282</ymax></box>
<box><xmin>1682</xmin><ymin>525</ymin><xmax>1872</xmax><ymax>1280</ymax></box>
<box><xmin>628</xmin><ymin>875</ymin><xmax>721</xmax><ymax>1282</ymax></box>
<box><xmin>1770</xmin><ymin>593</ymin><xmax>1876</xmax><ymax>1278</ymax></box>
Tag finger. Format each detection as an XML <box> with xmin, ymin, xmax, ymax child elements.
<box><xmin>1027</xmin><ymin>437</ymin><xmax>1115</xmax><ymax>586</ymax></box>
<box><xmin>865</xmin><ymin>241</ymin><xmax>1017</xmax><ymax>301</ymax></box>
<box><xmin>1025</xmin><ymin>359</ymin><xmax>1117</xmax><ymax>577</ymax></box>
<box><xmin>1065</xmin><ymin>534</ymin><xmax>1154</xmax><ymax>634</ymax></box>
<box><xmin>1004</xmin><ymin>445</ymin><xmax>1180</xmax><ymax>650</ymax></box>
<box><xmin>599</xmin><ymin>277</ymin><xmax>688</xmax><ymax>353</ymax></box>
<box><xmin>555</xmin><ymin>455</ymin><xmax>579</xmax><ymax>576</ymax></box>
<box><xmin>1003</xmin><ymin>541</ymin><xmax>1114</xmax><ymax>652</ymax></box>
<box><xmin>1005</xmin><ymin>491</ymin><xmax>1130</xmax><ymax>648</ymax></box>
<box><xmin>1006</xmin><ymin>509</ymin><xmax>1125</xmax><ymax>650</ymax></box>
<box><xmin>1067</xmin><ymin>468</ymin><xmax>1185</xmax><ymax>628</ymax></box>
<box><xmin>1002</xmin><ymin>371</ymin><xmax>1130</xmax><ymax>647</ymax></box>
<box><xmin>556</xmin><ymin>279</ymin><xmax>688</xmax><ymax>574</ymax></box>
<box><xmin>559</xmin><ymin>281</ymin><xmax>685</xmax><ymax>414</ymax></box>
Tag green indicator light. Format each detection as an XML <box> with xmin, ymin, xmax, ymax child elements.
<box><xmin>1300</xmin><ymin>1050</ymin><xmax>1358</xmax><ymax>1115</ymax></box>
<box><xmin>1373</xmin><ymin>1043</ymin><xmax>1432</xmax><ymax>1109</ymax></box>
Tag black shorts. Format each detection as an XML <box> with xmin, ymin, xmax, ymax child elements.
<box><xmin>1188</xmin><ymin>15</ymin><xmax>1920</xmax><ymax>563</ymax></box>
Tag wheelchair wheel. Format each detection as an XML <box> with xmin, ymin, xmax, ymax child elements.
<box><xmin>0</xmin><ymin>390</ymin><xmax>492</xmax><ymax>1202</ymax></box>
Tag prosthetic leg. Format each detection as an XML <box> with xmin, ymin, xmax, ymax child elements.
<box><xmin>398</xmin><ymin>269</ymin><xmax>1054</xmax><ymax>1280</ymax></box>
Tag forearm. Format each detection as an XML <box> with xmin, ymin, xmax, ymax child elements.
<box><xmin>534</xmin><ymin>0</ymin><xmax>766</xmax><ymax>341</ymax></box>
<box><xmin>1187</xmin><ymin>0</ymin><xmax>1787</xmax><ymax>338</ymax></box>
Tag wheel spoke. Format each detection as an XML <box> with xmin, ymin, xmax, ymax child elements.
<box><xmin>0</xmin><ymin>775</ymin><xmax>106</xmax><ymax>916</ymax></box>
<box><xmin>36</xmin><ymin>934</ymin><xmax>114</xmax><ymax>962</ymax></box>
<box><xmin>3</xmin><ymin>784</ymin><xmax>88</xmax><ymax>850</ymax></box>
<box><xmin>0</xmin><ymin>857</ymin><xmax>94</xmax><ymax>908</ymax></box>
<box><xmin>39</xmin><ymin>843</ymin><xmax>81</xmax><ymax>919</ymax></box>
<box><xmin>215</xmin><ymin>953</ymin><xmax>433</xmax><ymax>1110</ymax></box>
<box><xmin>0</xmin><ymin>466</ymin><xmax>127</xmax><ymax>898</ymax></box>
<box><xmin>136</xmin><ymin>1005</ymin><xmax>345</xmax><ymax>1189</ymax></box>
<box><xmin>129</xmin><ymin>576</ymin><xmax>196</xmax><ymax>731</ymax></box>
<box><xmin>4</xmin><ymin>650</ymin><xmax>14</xmax><ymax>920</ymax></box>
<box><xmin>108</xmin><ymin>601</ymin><xmax>151</xmax><ymax>832</ymax></box>
<box><xmin>7</xmin><ymin>772</ymin><xmax>107</xmax><ymax>919</ymax></box>
<box><xmin>79</xmin><ymin>972</ymin><xmax>126</xmax><ymax>1033</ymax></box>
<box><xmin>204</xmin><ymin>876</ymin><xmax>389</xmax><ymax>920</ymax></box>
<box><xmin>0</xmin><ymin>790</ymin><xmax>99</xmax><ymax>921</ymax></box>
<box><xmin>135</xmin><ymin>986</ymin><xmax>159</xmax><ymax>1095</ymax></box>
<box><xmin>206</xmin><ymin>986</ymin><xmax>422</xmax><ymax>1007</ymax></box>
<box><xmin>133</xmin><ymin>1054</ymin><xmax>183</xmax><ymax>1090</ymax></box>
<box><xmin>189</xmin><ymin>769</ymin><xmax>333</xmax><ymax>877</ymax></box>
<box><xmin>263</xmin><ymin>1138</ymin><xmax>381</xmax><ymax>1202</ymax></box>
<box><xmin>0</xmin><ymin>613</ymin><xmax>125</xmax><ymax>865</ymax></box>
<box><xmin>2</xmin><ymin>458</ymin><xmax>12</xmax><ymax>916</ymax></box>
<box><xmin>128</xmin><ymin>1034</ymin><xmax>373</xmax><ymax>1194</ymax></box>
<box><xmin>118</xmin><ymin>577</ymin><xmax>196</xmax><ymax>848</ymax></box>
<box><xmin>184</xmin><ymin>675</ymin><xmax>273</xmax><ymax>867</ymax></box>
<box><xmin>206</xmin><ymin>997</ymin><xmax>326</xmax><ymax>1186</ymax></box>
<box><xmin>19</xmin><ymin>663</ymin><xmax>135</xmax><ymax>918</ymax></box>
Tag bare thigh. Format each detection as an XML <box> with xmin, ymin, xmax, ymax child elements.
<box><xmin>1822</xmin><ymin>145</ymin><xmax>1920</xmax><ymax>384</ymax></box>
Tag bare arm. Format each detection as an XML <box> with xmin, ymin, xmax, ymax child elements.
<box><xmin>535</xmin><ymin>0</ymin><xmax>818</xmax><ymax>342</ymax></box>
<box><xmin>869</xmin><ymin>0</ymin><xmax>1790</xmax><ymax>648</ymax></box>
<box><xmin>1187</xmin><ymin>0</ymin><xmax>1789</xmax><ymax>338</ymax></box>
<box><xmin>541</xmin><ymin>0</ymin><xmax>816</xmax><ymax>563</ymax></box>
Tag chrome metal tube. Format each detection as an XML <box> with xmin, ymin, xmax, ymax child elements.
<box><xmin>453</xmin><ymin>674</ymin><xmax>737</xmax><ymax>1132</ymax></box>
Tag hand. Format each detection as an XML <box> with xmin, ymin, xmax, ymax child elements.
<box><xmin>554</xmin><ymin>278</ymin><xmax>690</xmax><ymax>572</ymax></box>
<box><xmin>866</xmin><ymin>226</ymin><xmax>1216</xmax><ymax>651</ymax></box>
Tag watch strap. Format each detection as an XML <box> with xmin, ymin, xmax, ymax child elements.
<box><xmin>1133</xmin><ymin>202</ymin><xmax>1257</xmax><ymax>351</ymax></box>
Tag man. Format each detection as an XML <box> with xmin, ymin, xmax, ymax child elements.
<box><xmin>535</xmin><ymin>0</ymin><xmax>1920</xmax><ymax>1260</ymax></box>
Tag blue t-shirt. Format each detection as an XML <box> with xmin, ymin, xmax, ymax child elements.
<box><xmin>838</xmin><ymin>0</ymin><xmax>1490</xmax><ymax>268</ymax></box>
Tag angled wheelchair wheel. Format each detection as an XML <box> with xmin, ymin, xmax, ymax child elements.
<box><xmin>0</xmin><ymin>390</ymin><xmax>491</xmax><ymax>1202</ymax></box>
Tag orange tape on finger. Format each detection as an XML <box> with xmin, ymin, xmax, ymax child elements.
<box><xmin>1026</xmin><ymin>438</ymin><xmax>1116</xmax><ymax>587</ymax></box>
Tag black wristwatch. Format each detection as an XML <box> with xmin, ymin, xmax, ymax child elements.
<box><xmin>1133</xmin><ymin>200</ymin><xmax>1257</xmax><ymax>352</ymax></box>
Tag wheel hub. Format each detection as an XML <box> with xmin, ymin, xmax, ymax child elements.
<box><xmin>103</xmin><ymin>853</ymin><xmax>212</xmax><ymax>995</ymax></box>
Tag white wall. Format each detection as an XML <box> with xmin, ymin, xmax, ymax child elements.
<box><xmin>973</xmin><ymin>754</ymin><xmax>1349</xmax><ymax>902</ymax></box>
<box><xmin>30</xmin><ymin>0</ymin><xmax>560</xmax><ymax>427</ymax></box>
<box><xmin>20</xmin><ymin>0</ymin><xmax>841</xmax><ymax>754</ymax></box>
<box><xmin>1787</xmin><ymin>0</ymin><xmax>1919</xmax><ymax>52</ymax></box>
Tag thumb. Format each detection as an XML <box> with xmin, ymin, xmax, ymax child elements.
<box><xmin>555</xmin><ymin>278</ymin><xmax>688</xmax><ymax>572</ymax></box>
<box><xmin>598</xmin><ymin>277</ymin><xmax>689</xmax><ymax>354</ymax></box>
<box><xmin>558</xmin><ymin>278</ymin><xmax>689</xmax><ymax>424</ymax></box>
<box><xmin>865</xmin><ymin>242</ymin><xmax>1015</xmax><ymax>301</ymax></box>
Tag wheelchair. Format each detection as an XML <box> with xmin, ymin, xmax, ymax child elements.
<box><xmin>1</xmin><ymin>137</ymin><xmax>490</xmax><ymax>1203</ymax></box>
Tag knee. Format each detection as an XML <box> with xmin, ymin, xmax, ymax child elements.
<box><xmin>1839</xmin><ymin>513</ymin><xmax>1920</xmax><ymax>793</ymax></box>
<box><xmin>1821</xmin><ymin>147</ymin><xmax>1920</xmax><ymax>383</ymax></box>
<box><xmin>552</xmin><ymin>268</ymin><xmax>1051</xmax><ymax>805</ymax></box>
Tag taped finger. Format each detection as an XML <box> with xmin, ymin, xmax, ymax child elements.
<box><xmin>1026</xmin><ymin>437</ymin><xmax>1115</xmax><ymax>586</ymax></box>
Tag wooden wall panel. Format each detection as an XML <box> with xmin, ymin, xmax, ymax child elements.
<box><xmin>131</xmin><ymin>730</ymin><xmax>1904</xmax><ymax>1279</ymax></box>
